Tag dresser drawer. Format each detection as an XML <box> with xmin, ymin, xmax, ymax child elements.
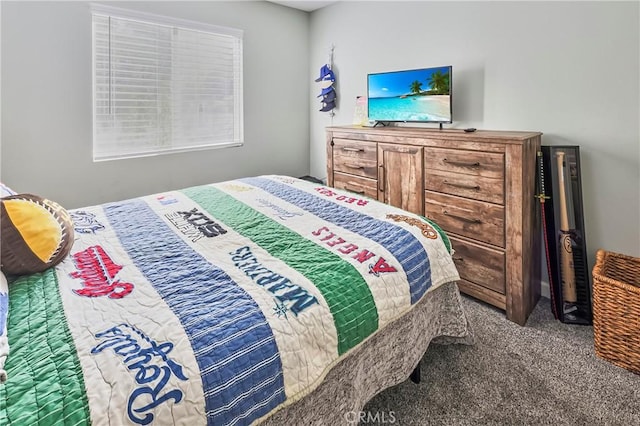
<box><xmin>425</xmin><ymin>169</ymin><xmax>504</xmax><ymax>205</ymax></box>
<box><xmin>333</xmin><ymin>172</ymin><xmax>378</xmax><ymax>199</ymax></box>
<box><xmin>333</xmin><ymin>139</ymin><xmax>378</xmax><ymax>179</ymax></box>
<box><xmin>425</xmin><ymin>191</ymin><xmax>504</xmax><ymax>247</ymax></box>
<box><xmin>425</xmin><ymin>147</ymin><xmax>504</xmax><ymax>180</ymax></box>
<box><xmin>457</xmin><ymin>279</ymin><xmax>506</xmax><ymax>310</ymax></box>
<box><xmin>449</xmin><ymin>236</ymin><xmax>505</xmax><ymax>294</ymax></box>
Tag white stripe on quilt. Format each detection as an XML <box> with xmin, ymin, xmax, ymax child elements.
<box><xmin>199</xmin><ymin>335</ymin><xmax>275</xmax><ymax>375</ymax></box>
<box><xmin>174</xmin><ymin>297</ymin><xmax>253</xmax><ymax>319</ymax></box>
<box><xmin>207</xmin><ymin>370</ymin><xmax>283</xmax><ymax>417</ymax></box>
<box><xmin>204</xmin><ymin>352</ymin><xmax>281</xmax><ymax>398</ymax></box>
<box><xmin>145</xmin><ymin>192</ymin><xmax>338</xmax><ymax>401</ymax></box>
<box><xmin>181</xmin><ymin>299</ymin><xmax>254</xmax><ymax>327</ymax></box>
<box><xmin>227</xmin><ymin>387</ymin><xmax>284</xmax><ymax>426</ymax></box>
<box><xmin>193</xmin><ymin>321</ymin><xmax>268</xmax><ymax>357</ymax></box>
<box><xmin>190</xmin><ymin>308</ymin><xmax>258</xmax><ymax>340</ymax></box>
<box><xmin>215</xmin><ymin>180</ymin><xmax>413</xmax><ymax>328</ymax></box>
<box><xmin>55</xmin><ymin>206</ymin><xmax>206</xmax><ymax>426</ymax></box>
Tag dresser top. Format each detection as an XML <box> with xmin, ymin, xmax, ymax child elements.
<box><xmin>327</xmin><ymin>125</ymin><xmax>542</xmax><ymax>143</ymax></box>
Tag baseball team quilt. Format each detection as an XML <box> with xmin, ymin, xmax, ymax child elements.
<box><xmin>0</xmin><ymin>175</ymin><xmax>460</xmax><ymax>425</ymax></box>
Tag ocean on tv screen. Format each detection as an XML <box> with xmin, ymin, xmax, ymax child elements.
<box><xmin>368</xmin><ymin>95</ymin><xmax>451</xmax><ymax>122</ymax></box>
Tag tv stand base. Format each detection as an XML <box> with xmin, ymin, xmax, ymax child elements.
<box><xmin>373</xmin><ymin>121</ymin><xmax>390</xmax><ymax>127</ymax></box>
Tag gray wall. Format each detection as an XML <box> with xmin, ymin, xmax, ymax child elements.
<box><xmin>1</xmin><ymin>1</ymin><xmax>310</xmax><ymax>208</ymax></box>
<box><xmin>309</xmin><ymin>1</ymin><xmax>640</xmax><ymax>265</ymax></box>
<box><xmin>2</xmin><ymin>0</ymin><xmax>639</xmax><ymax>263</ymax></box>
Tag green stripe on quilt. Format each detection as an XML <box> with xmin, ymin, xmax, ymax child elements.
<box><xmin>0</xmin><ymin>270</ymin><xmax>90</xmax><ymax>426</ymax></box>
<box><xmin>420</xmin><ymin>215</ymin><xmax>452</xmax><ymax>254</ymax></box>
<box><xmin>184</xmin><ymin>185</ymin><xmax>379</xmax><ymax>355</ymax></box>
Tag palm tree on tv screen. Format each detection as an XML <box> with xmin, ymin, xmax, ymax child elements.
<box><xmin>409</xmin><ymin>80</ymin><xmax>423</xmax><ymax>95</ymax></box>
<box><xmin>427</xmin><ymin>70</ymin><xmax>450</xmax><ymax>95</ymax></box>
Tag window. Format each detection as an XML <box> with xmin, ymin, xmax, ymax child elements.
<box><xmin>92</xmin><ymin>5</ymin><xmax>243</xmax><ymax>161</ymax></box>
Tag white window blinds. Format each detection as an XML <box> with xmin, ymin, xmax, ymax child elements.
<box><xmin>92</xmin><ymin>5</ymin><xmax>243</xmax><ymax>161</ymax></box>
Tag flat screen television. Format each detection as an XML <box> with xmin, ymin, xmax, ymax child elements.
<box><xmin>367</xmin><ymin>65</ymin><xmax>452</xmax><ymax>124</ymax></box>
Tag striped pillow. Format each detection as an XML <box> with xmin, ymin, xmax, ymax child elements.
<box><xmin>0</xmin><ymin>271</ymin><xmax>8</xmax><ymax>383</ymax></box>
<box><xmin>0</xmin><ymin>183</ymin><xmax>16</xmax><ymax>198</ymax></box>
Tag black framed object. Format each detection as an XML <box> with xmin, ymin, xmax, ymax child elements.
<box><xmin>540</xmin><ymin>146</ymin><xmax>592</xmax><ymax>325</ymax></box>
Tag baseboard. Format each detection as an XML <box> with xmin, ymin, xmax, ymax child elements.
<box><xmin>541</xmin><ymin>279</ymin><xmax>550</xmax><ymax>299</ymax></box>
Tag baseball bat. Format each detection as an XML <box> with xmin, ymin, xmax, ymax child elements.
<box><xmin>555</xmin><ymin>151</ymin><xmax>577</xmax><ymax>304</ymax></box>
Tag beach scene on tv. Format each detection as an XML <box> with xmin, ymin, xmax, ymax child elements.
<box><xmin>368</xmin><ymin>66</ymin><xmax>451</xmax><ymax>122</ymax></box>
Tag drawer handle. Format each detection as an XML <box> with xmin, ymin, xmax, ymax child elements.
<box><xmin>378</xmin><ymin>165</ymin><xmax>385</xmax><ymax>192</ymax></box>
<box><xmin>345</xmin><ymin>187</ymin><xmax>365</xmax><ymax>195</ymax></box>
<box><xmin>443</xmin><ymin>159</ymin><xmax>481</xmax><ymax>168</ymax></box>
<box><xmin>344</xmin><ymin>163</ymin><xmax>365</xmax><ymax>169</ymax></box>
<box><xmin>443</xmin><ymin>180</ymin><xmax>480</xmax><ymax>191</ymax></box>
<box><xmin>342</xmin><ymin>147</ymin><xmax>365</xmax><ymax>152</ymax></box>
<box><xmin>452</xmin><ymin>256</ymin><xmax>465</xmax><ymax>262</ymax></box>
<box><xmin>443</xmin><ymin>210</ymin><xmax>482</xmax><ymax>224</ymax></box>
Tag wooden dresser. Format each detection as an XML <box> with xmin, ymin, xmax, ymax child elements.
<box><xmin>326</xmin><ymin>125</ymin><xmax>541</xmax><ymax>325</ymax></box>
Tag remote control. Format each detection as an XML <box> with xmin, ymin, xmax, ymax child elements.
<box><xmin>464</xmin><ymin>128</ymin><xmax>477</xmax><ymax>133</ymax></box>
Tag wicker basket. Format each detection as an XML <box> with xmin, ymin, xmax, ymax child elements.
<box><xmin>592</xmin><ymin>249</ymin><xmax>640</xmax><ymax>374</ymax></box>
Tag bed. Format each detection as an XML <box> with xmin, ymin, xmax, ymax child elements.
<box><xmin>0</xmin><ymin>175</ymin><xmax>472</xmax><ymax>425</ymax></box>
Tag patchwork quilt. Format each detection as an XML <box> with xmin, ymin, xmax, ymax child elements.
<box><xmin>0</xmin><ymin>175</ymin><xmax>459</xmax><ymax>425</ymax></box>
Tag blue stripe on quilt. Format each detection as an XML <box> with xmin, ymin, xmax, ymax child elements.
<box><xmin>103</xmin><ymin>200</ymin><xmax>285</xmax><ymax>426</ymax></box>
<box><xmin>241</xmin><ymin>177</ymin><xmax>432</xmax><ymax>303</ymax></box>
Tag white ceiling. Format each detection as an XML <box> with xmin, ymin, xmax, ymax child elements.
<box><xmin>267</xmin><ymin>1</ymin><xmax>338</xmax><ymax>12</ymax></box>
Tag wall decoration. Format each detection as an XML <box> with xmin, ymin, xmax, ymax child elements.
<box><xmin>316</xmin><ymin>45</ymin><xmax>336</xmax><ymax>115</ymax></box>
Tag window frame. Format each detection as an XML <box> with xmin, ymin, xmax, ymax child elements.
<box><xmin>91</xmin><ymin>4</ymin><xmax>244</xmax><ymax>162</ymax></box>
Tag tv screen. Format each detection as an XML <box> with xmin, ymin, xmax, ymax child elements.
<box><xmin>367</xmin><ymin>66</ymin><xmax>452</xmax><ymax>123</ymax></box>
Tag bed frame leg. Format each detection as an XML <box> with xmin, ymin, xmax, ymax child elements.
<box><xmin>410</xmin><ymin>361</ymin><xmax>421</xmax><ymax>384</ymax></box>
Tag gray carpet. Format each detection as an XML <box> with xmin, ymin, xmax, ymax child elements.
<box><xmin>363</xmin><ymin>296</ymin><xmax>640</xmax><ymax>425</ymax></box>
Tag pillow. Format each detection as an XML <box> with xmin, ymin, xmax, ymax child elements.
<box><xmin>0</xmin><ymin>194</ymin><xmax>75</xmax><ymax>275</ymax></box>
<box><xmin>0</xmin><ymin>183</ymin><xmax>17</xmax><ymax>198</ymax></box>
<box><xmin>0</xmin><ymin>271</ymin><xmax>8</xmax><ymax>383</ymax></box>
